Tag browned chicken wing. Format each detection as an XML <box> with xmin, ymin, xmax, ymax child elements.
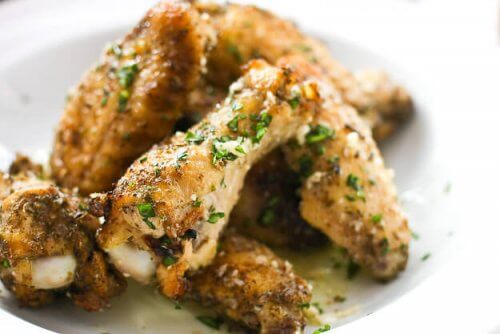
<box><xmin>98</xmin><ymin>59</ymin><xmax>322</xmax><ymax>298</ymax></box>
<box><xmin>196</xmin><ymin>2</ymin><xmax>413</xmax><ymax>142</ymax></box>
<box><xmin>277</xmin><ymin>56</ymin><xmax>410</xmax><ymax>279</ymax></box>
<box><xmin>0</xmin><ymin>156</ymin><xmax>125</xmax><ymax>310</ymax></box>
<box><xmin>51</xmin><ymin>0</ymin><xmax>214</xmax><ymax>194</ymax></box>
<box><xmin>189</xmin><ymin>233</ymin><xmax>311</xmax><ymax>333</ymax></box>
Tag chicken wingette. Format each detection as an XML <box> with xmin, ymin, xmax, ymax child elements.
<box><xmin>0</xmin><ymin>156</ymin><xmax>125</xmax><ymax>310</ymax></box>
<box><xmin>276</xmin><ymin>56</ymin><xmax>410</xmax><ymax>279</ymax></box>
<box><xmin>98</xmin><ymin>59</ymin><xmax>322</xmax><ymax>298</ymax></box>
<box><xmin>189</xmin><ymin>233</ymin><xmax>311</xmax><ymax>333</ymax></box>
<box><xmin>51</xmin><ymin>0</ymin><xmax>214</xmax><ymax>194</ymax></box>
<box><xmin>196</xmin><ymin>2</ymin><xmax>413</xmax><ymax>142</ymax></box>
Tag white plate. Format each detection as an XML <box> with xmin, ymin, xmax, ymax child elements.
<box><xmin>0</xmin><ymin>0</ymin><xmax>495</xmax><ymax>333</ymax></box>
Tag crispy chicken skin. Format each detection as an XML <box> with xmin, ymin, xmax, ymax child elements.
<box><xmin>51</xmin><ymin>0</ymin><xmax>213</xmax><ymax>195</ymax></box>
<box><xmin>0</xmin><ymin>156</ymin><xmax>125</xmax><ymax>310</ymax></box>
<box><xmin>189</xmin><ymin>233</ymin><xmax>311</xmax><ymax>333</ymax></box>
<box><xmin>98</xmin><ymin>59</ymin><xmax>322</xmax><ymax>298</ymax></box>
<box><xmin>196</xmin><ymin>2</ymin><xmax>413</xmax><ymax>142</ymax></box>
<box><xmin>277</xmin><ymin>57</ymin><xmax>410</xmax><ymax>279</ymax></box>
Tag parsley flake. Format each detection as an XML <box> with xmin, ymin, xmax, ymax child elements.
<box><xmin>306</xmin><ymin>124</ymin><xmax>334</xmax><ymax>144</ymax></box>
<box><xmin>197</xmin><ymin>315</ymin><xmax>223</xmax><ymax>330</ymax></box>
<box><xmin>313</xmin><ymin>324</ymin><xmax>331</xmax><ymax>334</ymax></box>
<box><xmin>1</xmin><ymin>259</ymin><xmax>10</xmax><ymax>268</ymax></box>
<box><xmin>137</xmin><ymin>203</ymin><xmax>156</xmax><ymax>229</ymax></box>
<box><xmin>207</xmin><ymin>211</ymin><xmax>225</xmax><ymax>224</ymax></box>
<box><xmin>185</xmin><ymin>131</ymin><xmax>205</xmax><ymax>145</ymax></box>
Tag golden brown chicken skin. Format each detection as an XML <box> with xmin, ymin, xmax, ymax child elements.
<box><xmin>277</xmin><ymin>57</ymin><xmax>410</xmax><ymax>279</ymax></box>
<box><xmin>51</xmin><ymin>0</ymin><xmax>214</xmax><ymax>195</ymax></box>
<box><xmin>196</xmin><ymin>2</ymin><xmax>413</xmax><ymax>142</ymax></box>
<box><xmin>0</xmin><ymin>156</ymin><xmax>125</xmax><ymax>310</ymax></box>
<box><xmin>189</xmin><ymin>233</ymin><xmax>311</xmax><ymax>333</ymax></box>
<box><xmin>98</xmin><ymin>59</ymin><xmax>322</xmax><ymax>298</ymax></box>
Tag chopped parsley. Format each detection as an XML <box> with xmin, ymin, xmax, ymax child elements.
<box><xmin>371</xmin><ymin>213</ymin><xmax>383</xmax><ymax>224</ymax></box>
<box><xmin>101</xmin><ymin>90</ymin><xmax>109</xmax><ymax>107</ymax></box>
<box><xmin>252</xmin><ymin>112</ymin><xmax>272</xmax><ymax>144</ymax></box>
<box><xmin>313</xmin><ymin>324</ymin><xmax>331</xmax><ymax>334</ymax></box>
<box><xmin>227</xmin><ymin>43</ymin><xmax>243</xmax><ymax>64</ymax></box>
<box><xmin>227</xmin><ymin>114</ymin><xmax>246</xmax><ymax>132</ymax></box>
<box><xmin>185</xmin><ymin>131</ymin><xmax>205</xmax><ymax>145</ymax></box>
<box><xmin>118</xmin><ymin>90</ymin><xmax>130</xmax><ymax>113</ymax></box>
<box><xmin>212</xmin><ymin>136</ymin><xmax>238</xmax><ymax>164</ymax></box>
<box><xmin>207</xmin><ymin>208</ymin><xmax>225</xmax><ymax>224</ymax></box>
<box><xmin>117</xmin><ymin>62</ymin><xmax>139</xmax><ymax>89</ymax></box>
<box><xmin>288</xmin><ymin>95</ymin><xmax>301</xmax><ymax>110</ymax></box>
<box><xmin>381</xmin><ymin>238</ymin><xmax>390</xmax><ymax>255</ymax></box>
<box><xmin>259</xmin><ymin>195</ymin><xmax>280</xmax><ymax>226</ymax></box>
<box><xmin>306</xmin><ymin>124</ymin><xmax>335</xmax><ymax>144</ymax></box>
<box><xmin>139</xmin><ymin>156</ymin><xmax>148</xmax><ymax>163</ymax></box>
<box><xmin>346</xmin><ymin>173</ymin><xmax>365</xmax><ymax>201</ymax></box>
<box><xmin>197</xmin><ymin>315</ymin><xmax>223</xmax><ymax>330</ymax></box>
<box><xmin>298</xmin><ymin>154</ymin><xmax>314</xmax><ymax>178</ymax></box>
<box><xmin>421</xmin><ymin>253</ymin><xmax>431</xmax><ymax>261</ymax></box>
<box><xmin>346</xmin><ymin>173</ymin><xmax>362</xmax><ymax>191</ymax></box>
<box><xmin>346</xmin><ymin>259</ymin><xmax>360</xmax><ymax>280</ymax></box>
<box><xmin>411</xmin><ymin>229</ymin><xmax>420</xmax><ymax>240</ymax></box>
<box><xmin>163</xmin><ymin>255</ymin><xmax>177</xmax><ymax>267</ymax></box>
<box><xmin>192</xmin><ymin>198</ymin><xmax>202</xmax><ymax>207</ymax></box>
<box><xmin>1</xmin><ymin>259</ymin><xmax>10</xmax><ymax>268</ymax></box>
<box><xmin>137</xmin><ymin>203</ymin><xmax>156</xmax><ymax>229</ymax></box>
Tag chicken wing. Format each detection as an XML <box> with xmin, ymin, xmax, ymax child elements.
<box><xmin>98</xmin><ymin>59</ymin><xmax>322</xmax><ymax>298</ymax></box>
<box><xmin>189</xmin><ymin>233</ymin><xmax>311</xmax><ymax>333</ymax></box>
<box><xmin>196</xmin><ymin>2</ymin><xmax>413</xmax><ymax>142</ymax></box>
<box><xmin>51</xmin><ymin>0</ymin><xmax>214</xmax><ymax>194</ymax></box>
<box><xmin>0</xmin><ymin>156</ymin><xmax>125</xmax><ymax>310</ymax></box>
<box><xmin>278</xmin><ymin>56</ymin><xmax>410</xmax><ymax>279</ymax></box>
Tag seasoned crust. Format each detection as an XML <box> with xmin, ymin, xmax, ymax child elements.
<box><xmin>189</xmin><ymin>233</ymin><xmax>311</xmax><ymax>333</ymax></box>
<box><xmin>51</xmin><ymin>0</ymin><xmax>214</xmax><ymax>194</ymax></box>
<box><xmin>0</xmin><ymin>156</ymin><xmax>126</xmax><ymax>310</ymax></box>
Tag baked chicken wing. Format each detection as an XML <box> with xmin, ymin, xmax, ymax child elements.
<box><xmin>98</xmin><ymin>59</ymin><xmax>322</xmax><ymax>298</ymax></box>
<box><xmin>51</xmin><ymin>0</ymin><xmax>214</xmax><ymax>194</ymax></box>
<box><xmin>189</xmin><ymin>233</ymin><xmax>311</xmax><ymax>333</ymax></box>
<box><xmin>0</xmin><ymin>156</ymin><xmax>125</xmax><ymax>310</ymax></box>
<box><xmin>196</xmin><ymin>2</ymin><xmax>413</xmax><ymax>142</ymax></box>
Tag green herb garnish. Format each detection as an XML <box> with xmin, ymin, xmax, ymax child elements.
<box><xmin>185</xmin><ymin>131</ymin><xmax>205</xmax><ymax>145</ymax></box>
<box><xmin>118</xmin><ymin>90</ymin><xmax>130</xmax><ymax>113</ymax></box>
<box><xmin>252</xmin><ymin>112</ymin><xmax>272</xmax><ymax>144</ymax></box>
<box><xmin>1</xmin><ymin>259</ymin><xmax>10</xmax><ymax>268</ymax></box>
<box><xmin>162</xmin><ymin>255</ymin><xmax>177</xmax><ymax>267</ymax></box>
<box><xmin>306</xmin><ymin>124</ymin><xmax>334</xmax><ymax>144</ymax></box>
<box><xmin>137</xmin><ymin>203</ymin><xmax>156</xmax><ymax>229</ymax></box>
<box><xmin>313</xmin><ymin>324</ymin><xmax>331</xmax><ymax>334</ymax></box>
<box><xmin>207</xmin><ymin>207</ymin><xmax>225</xmax><ymax>224</ymax></box>
<box><xmin>371</xmin><ymin>214</ymin><xmax>383</xmax><ymax>224</ymax></box>
<box><xmin>421</xmin><ymin>253</ymin><xmax>431</xmax><ymax>261</ymax></box>
<box><xmin>346</xmin><ymin>259</ymin><xmax>360</xmax><ymax>280</ymax></box>
<box><xmin>117</xmin><ymin>62</ymin><xmax>139</xmax><ymax>89</ymax></box>
<box><xmin>101</xmin><ymin>90</ymin><xmax>109</xmax><ymax>107</ymax></box>
<box><xmin>197</xmin><ymin>315</ymin><xmax>223</xmax><ymax>330</ymax></box>
<box><xmin>288</xmin><ymin>95</ymin><xmax>300</xmax><ymax>110</ymax></box>
<box><xmin>227</xmin><ymin>114</ymin><xmax>246</xmax><ymax>132</ymax></box>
